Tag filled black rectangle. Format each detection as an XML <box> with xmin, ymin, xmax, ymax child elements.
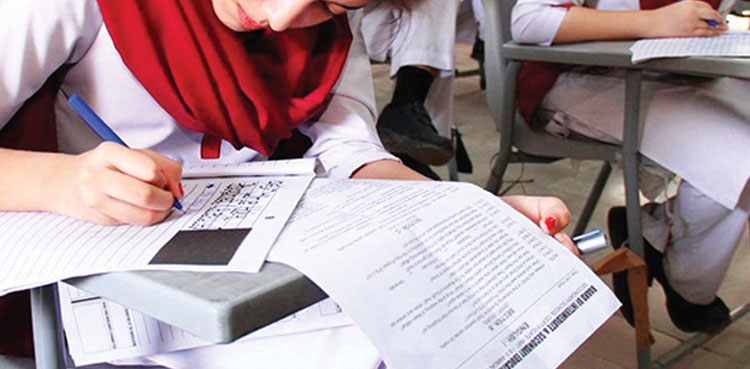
<box><xmin>149</xmin><ymin>228</ymin><xmax>251</xmax><ymax>265</ymax></box>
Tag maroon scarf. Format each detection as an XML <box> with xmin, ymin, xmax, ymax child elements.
<box><xmin>516</xmin><ymin>0</ymin><xmax>722</xmax><ymax>124</ymax></box>
<box><xmin>97</xmin><ymin>0</ymin><xmax>352</xmax><ymax>158</ymax></box>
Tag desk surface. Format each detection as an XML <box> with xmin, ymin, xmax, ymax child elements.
<box><xmin>503</xmin><ymin>41</ymin><xmax>750</xmax><ymax>79</ymax></box>
<box><xmin>67</xmin><ymin>262</ymin><xmax>326</xmax><ymax>343</ymax></box>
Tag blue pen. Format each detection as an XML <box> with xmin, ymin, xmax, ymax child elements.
<box><xmin>67</xmin><ymin>93</ymin><xmax>184</xmax><ymax>211</ymax></box>
<box><xmin>677</xmin><ymin>0</ymin><xmax>719</xmax><ymax>28</ymax></box>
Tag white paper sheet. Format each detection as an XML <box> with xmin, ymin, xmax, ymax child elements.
<box><xmin>269</xmin><ymin>179</ymin><xmax>621</xmax><ymax>369</ymax></box>
<box><xmin>59</xmin><ymin>282</ymin><xmax>352</xmax><ymax>366</ymax></box>
<box><xmin>630</xmin><ymin>30</ymin><xmax>750</xmax><ymax>63</ymax></box>
<box><xmin>0</xmin><ymin>171</ymin><xmax>313</xmax><ymax>296</ymax></box>
<box><xmin>182</xmin><ymin>158</ymin><xmax>319</xmax><ymax>178</ymax></box>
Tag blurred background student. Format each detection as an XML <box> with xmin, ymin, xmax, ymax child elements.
<box><xmin>512</xmin><ymin>0</ymin><xmax>750</xmax><ymax>334</ymax></box>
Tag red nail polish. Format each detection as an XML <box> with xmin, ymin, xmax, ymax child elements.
<box><xmin>178</xmin><ymin>183</ymin><xmax>184</xmax><ymax>198</ymax></box>
<box><xmin>544</xmin><ymin>217</ymin><xmax>556</xmax><ymax>232</ymax></box>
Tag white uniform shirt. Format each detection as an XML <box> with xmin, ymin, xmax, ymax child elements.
<box><xmin>0</xmin><ymin>0</ymin><xmax>395</xmax><ymax>179</ymax></box>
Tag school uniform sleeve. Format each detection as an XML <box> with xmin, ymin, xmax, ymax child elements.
<box><xmin>0</xmin><ymin>0</ymin><xmax>102</xmax><ymax>127</ymax></box>
<box><xmin>512</xmin><ymin>0</ymin><xmax>585</xmax><ymax>45</ymax></box>
<box><xmin>298</xmin><ymin>16</ymin><xmax>398</xmax><ymax>179</ymax></box>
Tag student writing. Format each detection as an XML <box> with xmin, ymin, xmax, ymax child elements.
<box><xmin>0</xmin><ymin>0</ymin><xmax>579</xmax><ymax>366</ymax></box>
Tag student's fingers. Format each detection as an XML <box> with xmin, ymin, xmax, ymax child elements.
<box><xmin>537</xmin><ymin>198</ymin><xmax>571</xmax><ymax>235</ymax></box>
<box><xmin>88</xmin><ymin>142</ymin><xmax>169</xmax><ymax>187</ymax></box>
<box><xmin>501</xmin><ymin>195</ymin><xmax>571</xmax><ymax>234</ymax></box>
<box><xmin>94</xmin><ymin>169</ymin><xmax>176</xmax><ymax>211</ymax></box>
<box><xmin>696</xmin><ymin>9</ymin><xmax>725</xmax><ymax>27</ymax></box>
<box><xmin>554</xmin><ymin>233</ymin><xmax>581</xmax><ymax>257</ymax></box>
<box><xmin>137</xmin><ymin>149</ymin><xmax>184</xmax><ymax>200</ymax></box>
<box><xmin>86</xmin><ymin>193</ymin><xmax>172</xmax><ymax>226</ymax></box>
<box><xmin>692</xmin><ymin>27</ymin><xmax>724</xmax><ymax>37</ymax></box>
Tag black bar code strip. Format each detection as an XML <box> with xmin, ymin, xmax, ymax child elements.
<box><xmin>497</xmin><ymin>285</ymin><xmax>598</xmax><ymax>369</ymax></box>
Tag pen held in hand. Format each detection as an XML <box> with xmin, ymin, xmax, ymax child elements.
<box><xmin>572</xmin><ymin>228</ymin><xmax>609</xmax><ymax>254</ymax></box>
<box><xmin>67</xmin><ymin>93</ymin><xmax>184</xmax><ymax>211</ymax></box>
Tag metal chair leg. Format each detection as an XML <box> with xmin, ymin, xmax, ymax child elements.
<box><xmin>622</xmin><ymin>69</ymin><xmax>650</xmax><ymax>369</ymax></box>
<box><xmin>573</xmin><ymin>161</ymin><xmax>612</xmax><ymax>235</ymax></box>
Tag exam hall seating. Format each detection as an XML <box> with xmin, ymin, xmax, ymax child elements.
<box><xmin>481</xmin><ymin>0</ymin><xmax>750</xmax><ymax>368</ymax></box>
<box><xmin>480</xmin><ymin>0</ymin><xmax>653</xmax><ymax>365</ymax></box>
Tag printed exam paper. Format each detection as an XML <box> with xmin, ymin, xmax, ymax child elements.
<box><xmin>59</xmin><ymin>282</ymin><xmax>351</xmax><ymax>366</ymax></box>
<box><xmin>269</xmin><ymin>179</ymin><xmax>621</xmax><ymax>369</ymax></box>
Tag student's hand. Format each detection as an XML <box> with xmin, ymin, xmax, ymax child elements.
<box><xmin>55</xmin><ymin>142</ymin><xmax>183</xmax><ymax>226</ymax></box>
<box><xmin>647</xmin><ymin>0</ymin><xmax>727</xmax><ymax>38</ymax></box>
<box><xmin>501</xmin><ymin>195</ymin><xmax>579</xmax><ymax>256</ymax></box>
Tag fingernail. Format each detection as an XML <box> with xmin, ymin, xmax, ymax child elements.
<box><xmin>178</xmin><ymin>182</ymin><xmax>184</xmax><ymax>198</ymax></box>
<box><xmin>544</xmin><ymin>217</ymin><xmax>557</xmax><ymax>233</ymax></box>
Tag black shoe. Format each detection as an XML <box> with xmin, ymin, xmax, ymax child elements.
<box><xmin>608</xmin><ymin>206</ymin><xmax>731</xmax><ymax>334</ymax></box>
<box><xmin>377</xmin><ymin>102</ymin><xmax>454</xmax><ymax>166</ymax></box>
<box><xmin>396</xmin><ymin>153</ymin><xmax>441</xmax><ymax>180</ymax></box>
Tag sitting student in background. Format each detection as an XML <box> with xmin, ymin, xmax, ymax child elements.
<box><xmin>359</xmin><ymin>0</ymin><xmax>486</xmax><ymax>179</ymax></box>
<box><xmin>0</xmin><ymin>0</ymin><xmax>578</xmax><ymax>366</ymax></box>
<box><xmin>512</xmin><ymin>0</ymin><xmax>750</xmax><ymax>333</ymax></box>
<box><xmin>358</xmin><ymin>0</ymin><xmax>460</xmax><ymax>179</ymax></box>
<box><xmin>457</xmin><ymin>0</ymin><xmax>486</xmax><ymax>89</ymax></box>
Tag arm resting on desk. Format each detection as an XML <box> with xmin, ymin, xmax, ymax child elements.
<box><xmin>512</xmin><ymin>0</ymin><xmax>726</xmax><ymax>45</ymax></box>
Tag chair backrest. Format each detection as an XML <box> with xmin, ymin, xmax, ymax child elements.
<box><xmin>481</xmin><ymin>0</ymin><xmax>518</xmax><ymax>130</ymax></box>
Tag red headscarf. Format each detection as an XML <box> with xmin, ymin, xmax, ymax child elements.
<box><xmin>96</xmin><ymin>0</ymin><xmax>352</xmax><ymax>158</ymax></box>
<box><xmin>516</xmin><ymin>0</ymin><xmax>722</xmax><ymax>124</ymax></box>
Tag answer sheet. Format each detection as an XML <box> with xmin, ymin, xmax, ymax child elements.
<box><xmin>630</xmin><ymin>30</ymin><xmax>750</xmax><ymax>63</ymax></box>
<box><xmin>269</xmin><ymin>179</ymin><xmax>620</xmax><ymax>369</ymax></box>
<box><xmin>59</xmin><ymin>282</ymin><xmax>351</xmax><ymax>366</ymax></box>
<box><xmin>0</xmin><ymin>172</ymin><xmax>313</xmax><ymax>296</ymax></box>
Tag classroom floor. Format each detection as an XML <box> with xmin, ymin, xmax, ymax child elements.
<box><xmin>370</xmin><ymin>43</ymin><xmax>750</xmax><ymax>369</ymax></box>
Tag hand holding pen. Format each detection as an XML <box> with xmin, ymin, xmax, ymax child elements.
<box><xmin>61</xmin><ymin>94</ymin><xmax>184</xmax><ymax>226</ymax></box>
<box><xmin>647</xmin><ymin>1</ymin><xmax>727</xmax><ymax>38</ymax></box>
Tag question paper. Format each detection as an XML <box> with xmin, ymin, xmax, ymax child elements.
<box><xmin>59</xmin><ymin>282</ymin><xmax>351</xmax><ymax>366</ymax></box>
<box><xmin>269</xmin><ymin>179</ymin><xmax>620</xmax><ymax>369</ymax></box>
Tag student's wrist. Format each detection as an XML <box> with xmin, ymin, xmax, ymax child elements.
<box><xmin>41</xmin><ymin>153</ymin><xmax>79</xmax><ymax>214</ymax></box>
<box><xmin>638</xmin><ymin>10</ymin><xmax>661</xmax><ymax>38</ymax></box>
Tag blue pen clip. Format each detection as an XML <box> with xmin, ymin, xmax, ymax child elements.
<box><xmin>67</xmin><ymin>94</ymin><xmax>183</xmax><ymax>211</ymax></box>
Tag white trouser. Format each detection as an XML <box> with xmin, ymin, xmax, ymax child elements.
<box><xmin>456</xmin><ymin>0</ymin><xmax>484</xmax><ymax>43</ymax></box>
<box><xmin>359</xmin><ymin>0</ymin><xmax>460</xmax><ymax>137</ymax></box>
<box><xmin>642</xmin><ymin>180</ymin><xmax>749</xmax><ymax>305</ymax></box>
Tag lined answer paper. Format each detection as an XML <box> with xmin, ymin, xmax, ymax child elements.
<box><xmin>0</xmin><ymin>173</ymin><xmax>313</xmax><ymax>296</ymax></box>
<box><xmin>630</xmin><ymin>31</ymin><xmax>750</xmax><ymax>63</ymax></box>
